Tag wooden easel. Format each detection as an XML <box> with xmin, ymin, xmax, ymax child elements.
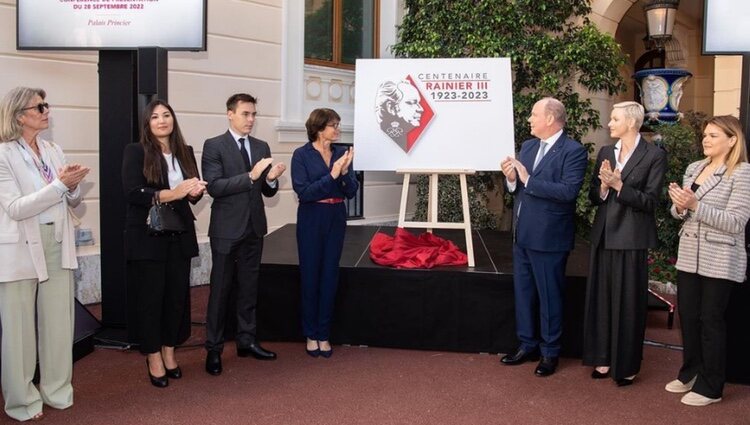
<box><xmin>396</xmin><ymin>169</ymin><xmax>476</xmax><ymax>267</ymax></box>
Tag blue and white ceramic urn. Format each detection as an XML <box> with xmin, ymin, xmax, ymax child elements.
<box><xmin>634</xmin><ymin>68</ymin><xmax>692</xmax><ymax>124</ymax></box>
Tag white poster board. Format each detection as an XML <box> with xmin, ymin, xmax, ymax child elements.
<box><xmin>17</xmin><ymin>0</ymin><xmax>206</xmax><ymax>50</ymax></box>
<box><xmin>354</xmin><ymin>58</ymin><xmax>514</xmax><ymax>171</ymax></box>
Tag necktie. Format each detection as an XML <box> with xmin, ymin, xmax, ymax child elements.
<box><xmin>238</xmin><ymin>137</ymin><xmax>251</xmax><ymax>172</ymax></box>
<box><xmin>533</xmin><ymin>141</ymin><xmax>547</xmax><ymax>171</ymax></box>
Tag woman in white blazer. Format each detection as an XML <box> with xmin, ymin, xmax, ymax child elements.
<box><xmin>667</xmin><ymin>115</ymin><xmax>750</xmax><ymax>407</ymax></box>
<box><xmin>0</xmin><ymin>87</ymin><xmax>89</xmax><ymax>421</ymax></box>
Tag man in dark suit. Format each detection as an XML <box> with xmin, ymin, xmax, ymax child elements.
<box><xmin>500</xmin><ymin>97</ymin><xmax>588</xmax><ymax>377</ymax></box>
<box><xmin>202</xmin><ymin>93</ymin><xmax>286</xmax><ymax>375</ymax></box>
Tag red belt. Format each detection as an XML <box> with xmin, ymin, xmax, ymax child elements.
<box><xmin>317</xmin><ymin>197</ymin><xmax>345</xmax><ymax>204</ymax></box>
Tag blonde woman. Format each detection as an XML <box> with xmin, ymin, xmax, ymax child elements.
<box><xmin>0</xmin><ymin>87</ymin><xmax>89</xmax><ymax>421</ymax></box>
<box><xmin>582</xmin><ymin>101</ymin><xmax>667</xmax><ymax>386</ymax></box>
<box><xmin>666</xmin><ymin>115</ymin><xmax>750</xmax><ymax>406</ymax></box>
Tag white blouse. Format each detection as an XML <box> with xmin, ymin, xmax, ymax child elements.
<box><xmin>163</xmin><ymin>153</ymin><xmax>184</xmax><ymax>189</ymax></box>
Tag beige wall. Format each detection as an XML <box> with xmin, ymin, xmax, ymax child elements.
<box><xmin>0</xmin><ymin>0</ymin><xmax>288</xmax><ymax>245</ymax></box>
<box><xmin>713</xmin><ymin>56</ymin><xmax>743</xmax><ymax>117</ymax></box>
<box><xmin>0</xmin><ymin>0</ymin><xmax>102</xmax><ymax>242</ymax></box>
<box><xmin>0</xmin><ymin>0</ymin><xmax>411</xmax><ymax>252</ymax></box>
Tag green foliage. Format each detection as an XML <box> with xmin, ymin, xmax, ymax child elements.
<box><xmin>574</xmin><ymin>146</ymin><xmax>598</xmax><ymax>237</ymax></box>
<box><xmin>392</xmin><ymin>0</ymin><xmax>628</xmax><ymax>228</ymax></box>
<box><xmin>648</xmin><ymin>251</ymin><xmax>678</xmax><ymax>285</ymax></box>
<box><xmin>412</xmin><ymin>174</ymin><xmax>498</xmax><ymax>229</ymax></box>
<box><xmin>305</xmin><ymin>0</ymin><xmax>333</xmax><ymax>61</ymax></box>
<box><xmin>650</xmin><ymin>119</ymin><xmax>704</xmax><ymax>270</ymax></box>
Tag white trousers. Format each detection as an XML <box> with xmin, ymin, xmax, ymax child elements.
<box><xmin>0</xmin><ymin>224</ymin><xmax>74</xmax><ymax>421</ymax></box>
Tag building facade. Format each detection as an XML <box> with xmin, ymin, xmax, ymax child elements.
<box><xmin>0</xmin><ymin>0</ymin><xmax>741</xmax><ymax>301</ymax></box>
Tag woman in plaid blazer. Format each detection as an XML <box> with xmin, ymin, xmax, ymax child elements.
<box><xmin>666</xmin><ymin>115</ymin><xmax>750</xmax><ymax>406</ymax></box>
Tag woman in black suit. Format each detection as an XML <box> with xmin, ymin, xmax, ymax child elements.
<box><xmin>122</xmin><ymin>100</ymin><xmax>206</xmax><ymax>387</ymax></box>
<box><xmin>582</xmin><ymin>101</ymin><xmax>667</xmax><ymax>386</ymax></box>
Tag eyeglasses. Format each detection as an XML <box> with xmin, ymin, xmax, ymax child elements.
<box><xmin>327</xmin><ymin>122</ymin><xmax>341</xmax><ymax>129</ymax></box>
<box><xmin>20</xmin><ymin>103</ymin><xmax>50</xmax><ymax>114</ymax></box>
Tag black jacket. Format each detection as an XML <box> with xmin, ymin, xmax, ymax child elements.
<box><xmin>122</xmin><ymin>143</ymin><xmax>201</xmax><ymax>261</ymax></box>
<box><xmin>201</xmin><ymin>131</ymin><xmax>277</xmax><ymax>240</ymax></box>
<box><xmin>589</xmin><ymin>138</ymin><xmax>667</xmax><ymax>250</ymax></box>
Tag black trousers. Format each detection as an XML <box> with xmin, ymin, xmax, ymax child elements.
<box><xmin>127</xmin><ymin>239</ymin><xmax>192</xmax><ymax>354</ymax></box>
<box><xmin>582</xmin><ymin>239</ymin><xmax>648</xmax><ymax>380</ymax></box>
<box><xmin>205</xmin><ymin>231</ymin><xmax>264</xmax><ymax>353</ymax></box>
<box><xmin>676</xmin><ymin>271</ymin><xmax>734</xmax><ymax>398</ymax></box>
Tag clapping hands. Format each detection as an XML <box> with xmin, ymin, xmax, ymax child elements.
<box><xmin>331</xmin><ymin>147</ymin><xmax>354</xmax><ymax>179</ymax></box>
<box><xmin>500</xmin><ymin>156</ymin><xmax>529</xmax><ymax>184</ymax></box>
<box><xmin>267</xmin><ymin>162</ymin><xmax>287</xmax><ymax>181</ymax></box>
<box><xmin>58</xmin><ymin>164</ymin><xmax>90</xmax><ymax>191</ymax></box>
<box><xmin>176</xmin><ymin>177</ymin><xmax>207</xmax><ymax>199</ymax></box>
<box><xmin>250</xmin><ymin>158</ymin><xmax>274</xmax><ymax>181</ymax></box>
<box><xmin>250</xmin><ymin>157</ymin><xmax>287</xmax><ymax>182</ymax></box>
<box><xmin>668</xmin><ymin>182</ymin><xmax>698</xmax><ymax>212</ymax></box>
<box><xmin>599</xmin><ymin>159</ymin><xmax>622</xmax><ymax>192</ymax></box>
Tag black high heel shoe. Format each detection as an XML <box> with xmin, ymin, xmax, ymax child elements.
<box><xmin>319</xmin><ymin>347</ymin><xmax>333</xmax><ymax>358</ymax></box>
<box><xmin>305</xmin><ymin>339</ymin><xmax>320</xmax><ymax>358</ymax></box>
<box><xmin>591</xmin><ymin>369</ymin><xmax>610</xmax><ymax>379</ymax></box>
<box><xmin>146</xmin><ymin>359</ymin><xmax>168</xmax><ymax>388</ymax></box>
<box><xmin>616</xmin><ymin>376</ymin><xmax>635</xmax><ymax>387</ymax></box>
<box><xmin>165</xmin><ymin>366</ymin><xmax>182</xmax><ymax>379</ymax></box>
<box><xmin>319</xmin><ymin>341</ymin><xmax>333</xmax><ymax>358</ymax></box>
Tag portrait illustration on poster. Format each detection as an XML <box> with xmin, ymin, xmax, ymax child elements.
<box><xmin>374</xmin><ymin>76</ymin><xmax>434</xmax><ymax>153</ymax></box>
<box><xmin>355</xmin><ymin>58</ymin><xmax>514</xmax><ymax>171</ymax></box>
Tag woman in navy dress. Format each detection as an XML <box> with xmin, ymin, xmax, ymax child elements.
<box><xmin>292</xmin><ymin>108</ymin><xmax>358</xmax><ymax>358</ymax></box>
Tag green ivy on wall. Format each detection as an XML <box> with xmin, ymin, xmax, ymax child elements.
<box><xmin>392</xmin><ymin>0</ymin><xmax>628</xmax><ymax>229</ymax></box>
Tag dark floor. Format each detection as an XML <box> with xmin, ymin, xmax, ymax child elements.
<box><xmin>1</xmin><ymin>286</ymin><xmax>748</xmax><ymax>425</ymax></box>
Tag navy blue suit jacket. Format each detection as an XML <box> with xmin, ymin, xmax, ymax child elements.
<box><xmin>508</xmin><ymin>132</ymin><xmax>588</xmax><ymax>252</ymax></box>
<box><xmin>291</xmin><ymin>142</ymin><xmax>359</xmax><ymax>203</ymax></box>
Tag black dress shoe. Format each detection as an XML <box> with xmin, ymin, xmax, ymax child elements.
<box><xmin>616</xmin><ymin>377</ymin><xmax>635</xmax><ymax>387</ymax></box>
<box><xmin>534</xmin><ymin>356</ymin><xmax>559</xmax><ymax>377</ymax></box>
<box><xmin>205</xmin><ymin>351</ymin><xmax>222</xmax><ymax>376</ymax></box>
<box><xmin>146</xmin><ymin>359</ymin><xmax>169</xmax><ymax>388</ymax></box>
<box><xmin>591</xmin><ymin>369</ymin><xmax>610</xmax><ymax>379</ymax></box>
<box><xmin>237</xmin><ymin>343</ymin><xmax>277</xmax><ymax>360</ymax></box>
<box><xmin>500</xmin><ymin>348</ymin><xmax>540</xmax><ymax>365</ymax></box>
<box><xmin>306</xmin><ymin>347</ymin><xmax>321</xmax><ymax>358</ymax></box>
<box><xmin>165</xmin><ymin>366</ymin><xmax>182</xmax><ymax>379</ymax></box>
<box><xmin>319</xmin><ymin>347</ymin><xmax>333</xmax><ymax>358</ymax></box>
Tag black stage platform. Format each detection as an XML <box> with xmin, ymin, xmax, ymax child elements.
<box><xmin>257</xmin><ymin>224</ymin><xmax>750</xmax><ymax>384</ymax></box>
<box><xmin>257</xmin><ymin>224</ymin><xmax>590</xmax><ymax>358</ymax></box>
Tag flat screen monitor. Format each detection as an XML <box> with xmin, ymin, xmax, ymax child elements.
<box><xmin>17</xmin><ymin>0</ymin><xmax>207</xmax><ymax>51</ymax></box>
<box><xmin>703</xmin><ymin>0</ymin><xmax>750</xmax><ymax>55</ymax></box>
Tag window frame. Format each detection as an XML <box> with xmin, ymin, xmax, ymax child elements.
<box><xmin>304</xmin><ymin>0</ymin><xmax>381</xmax><ymax>70</ymax></box>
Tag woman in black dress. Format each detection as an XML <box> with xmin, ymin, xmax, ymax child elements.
<box><xmin>582</xmin><ymin>101</ymin><xmax>667</xmax><ymax>386</ymax></box>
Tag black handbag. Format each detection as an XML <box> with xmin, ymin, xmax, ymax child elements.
<box><xmin>147</xmin><ymin>191</ymin><xmax>185</xmax><ymax>236</ymax></box>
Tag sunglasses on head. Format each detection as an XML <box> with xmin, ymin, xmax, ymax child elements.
<box><xmin>20</xmin><ymin>103</ymin><xmax>50</xmax><ymax>114</ymax></box>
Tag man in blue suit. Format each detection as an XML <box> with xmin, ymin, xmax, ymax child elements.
<box><xmin>500</xmin><ymin>97</ymin><xmax>588</xmax><ymax>377</ymax></box>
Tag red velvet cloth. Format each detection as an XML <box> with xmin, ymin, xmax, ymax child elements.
<box><xmin>369</xmin><ymin>227</ymin><xmax>468</xmax><ymax>269</ymax></box>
